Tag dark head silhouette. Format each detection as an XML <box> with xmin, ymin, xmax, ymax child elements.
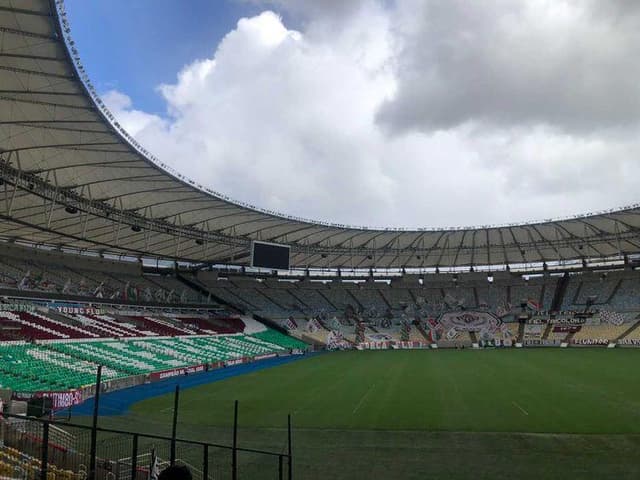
<box><xmin>158</xmin><ymin>465</ymin><xmax>192</xmax><ymax>480</ymax></box>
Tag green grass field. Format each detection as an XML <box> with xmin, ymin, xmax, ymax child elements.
<box><xmin>90</xmin><ymin>349</ymin><xmax>640</xmax><ymax>479</ymax></box>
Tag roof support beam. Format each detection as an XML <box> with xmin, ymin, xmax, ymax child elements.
<box><xmin>0</xmin><ymin>26</ymin><xmax>55</xmax><ymax>40</ymax></box>
<box><xmin>0</xmin><ymin>53</ymin><xmax>66</xmax><ymax>62</ymax></box>
<box><xmin>0</xmin><ymin>95</ymin><xmax>93</xmax><ymax>110</ymax></box>
<box><xmin>0</xmin><ymin>65</ymin><xmax>74</xmax><ymax>80</ymax></box>
<box><xmin>0</xmin><ymin>6</ymin><xmax>52</xmax><ymax>17</ymax></box>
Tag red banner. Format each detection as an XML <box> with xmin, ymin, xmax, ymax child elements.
<box><xmin>553</xmin><ymin>326</ymin><xmax>581</xmax><ymax>333</ymax></box>
<box><xmin>13</xmin><ymin>390</ymin><xmax>83</xmax><ymax>410</ymax></box>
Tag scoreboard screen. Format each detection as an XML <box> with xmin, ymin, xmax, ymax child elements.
<box><xmin>251</xmin><ymin>241</ymin><xmax>290</xmax><ymax>270</ymax></box>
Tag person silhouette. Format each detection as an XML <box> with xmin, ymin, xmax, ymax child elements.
<box><xmin>158</xmin><ymin>465</ymin><xmax>192</xmax><ymax>480</ymax></box>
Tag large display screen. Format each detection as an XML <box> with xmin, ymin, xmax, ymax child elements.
<box><xmin>251</xmin><ymin>241</ymin><xmax>290</xmax><ymax>270</ymax></box>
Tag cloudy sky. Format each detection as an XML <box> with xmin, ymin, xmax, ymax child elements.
<box><xmin>65</xmin><ymin>0</ymin><xmax>640</xmax><ymax>229</ymax></box>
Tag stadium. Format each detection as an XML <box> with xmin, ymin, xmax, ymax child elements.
<box><xmin>0</xmin><ymin>1</ymin><xmax>640</xmax><ymax>479</ymax></box>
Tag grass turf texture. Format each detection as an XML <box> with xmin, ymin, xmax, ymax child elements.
<box><xmin>83</xmin><ymin>349</ymin><xmax>640</xmax><ymax>479</ymax></box>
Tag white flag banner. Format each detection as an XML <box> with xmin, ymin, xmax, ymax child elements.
<box><xmin>600</xmin><ymin>310</ymin><xmax>625</xmax><ymax>326</ymax></box>
<box><xmin>149</xmin><ymin>448</ymin><xmax>160</xmax><ymax>480</ymax></box>
<box><xmin>446</xmin><ymin>327</ymin><xmax>458</xmax><ymax>340</ymax></box>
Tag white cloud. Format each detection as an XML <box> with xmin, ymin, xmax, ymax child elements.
<box><xmin>102</xmin><ymin>90</ymin><xmax>167</xmax><ymax>137</ymax></box>
<box><xmin>103</xmin><ymin>3</ymin><xmax>640</xmax><ymax>229</ymax></box>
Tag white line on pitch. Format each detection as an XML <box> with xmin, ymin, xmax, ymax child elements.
<box><xmin>512</xmin><ymin>401</ymin><xmax>529</xmax><ymax>416</ymax></box>
<box><xmin>353</xmin><ymin>383</ymin><xmax>376</xmax><ymax>414</ymax></box>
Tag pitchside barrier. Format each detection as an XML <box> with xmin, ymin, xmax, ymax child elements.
<box><xmin>1</xmin><ymin>408</ymin><xmax>292</xmax><ymax>480</ymax></box>
<box><xmin>1</xmin><ymin>370</ymin><xmax>293</xmax><ymax>480</ymax></box>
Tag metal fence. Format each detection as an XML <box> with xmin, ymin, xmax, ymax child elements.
<box><xmin>1</xmin><ymin>409</ymin><xmax>291</xmax><ymax>480</ymax></box>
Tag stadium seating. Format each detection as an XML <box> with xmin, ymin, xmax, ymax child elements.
<box><xmin>250</xmin><ymin>328</ymin><xmax>308</xmax><ymax>350</ymax></box>
<box><xmin>124</xmin><ymin>316</ymin><xmax>195</xmax><ymax>336</ymax></box>
<box><xmin>0</xmin><ymin>311</ymin><xmax>247</xmax><ymax>341</ymax></box>
<box><xmin>321</xmin><ymin>286</ymin><xmax>359</xmax><ymax>311</ymax></box>
<box><xmin>0</xmin><ymin>326</ymin><xmax>308</xmax><ymax>393</ymax></box>
<box><xmin>299</xmin><ymin>329</ymin><xmax>330</xmax><ymax>345</ymax></box>
<box><xmin>540</xmin><ymin>277</ymin><xmax>559</xmax><ymax>311</ymax></box>
<box><xmin>292</xmin><ymin>286</ymin><xmax>336</xmax><ymax>312</ymax></box>
<box><xmin>144</xmin><ymin>274</ymin><xmax>208</xmax><ymax>304</ymax></box>
<box><xmin>523</xmin><ymin>324</ymin><xmax>544</xmax><ymax>341</ymax></box>
<box><xmin>442</xmin><ymin>286</ymin><xmax>476</xmax><ymax>309</ymax></box>
<box><xmin>504</xmin><ymin>324</ymin><xmax>517</xmax><ymax>338</ymax></box>
<box><xmin>0</xmin><ymin>445</ymin><xmax>81</xmax><ymax>480</ymax></box>
<box><xmin>511</xmin><ymin>284</ymin><xmax>543</xmax><ymax>307</ymax></box>
<box><xmin>0</xmin><ymin>311</ymin><xmax>100</xmax><ymax>341</ymax></box>
<box><xmin>2</xmin><ymin>240</ymin><xmax>639</xmax><ymax>325</ymax></box>
<box><xmin>0</xmin><ymin>245</ymin><xmax>211</xmax><ymax>305</ymax></box>
<box><xmin>349</xmin><ymin>286</ymin><xmax>389</xmax><ymax>312</ymax></box>
<box><xmin>193</xmin><ymin>269</ymin><xmax>640</xmax><ymax>331</ymax></box>
<box><xmin>381</xmin><ymin>286</ymin><xmax>414</xmax><ymax>309</ymax></box>
<box><xmin>0</xmin><ymin>445</ymin><xmax>43</xmax><ymax>480</ymax></box>
<box><xmin>618</xmin><ymin>323</ymin><xmax>640</xmax><ymax>344</ymax></box>
<box><xmin>71</xmin><ymin>314</ymin><xmax>139</xmax><ymax>337</ymax></box>
<box><xmin>47</xmin><ymin>341</ymin><xmax>189</xmax><ymax>375</ymax></box>
<box><xmin>2</xmin><ymin>238</ymin><xmax>640</xmax><ymax>365</ymax></box>
<box><xmin>408</xmin><ymin>326</ymin><xmax>427</xmax><ymax>343</ymax></box>
<box><xmin>547</xmin><ymin>328</ymin><xmax>570</xmax><ymax>342</ymax></box>
<box><xmin>0</xmin><ymin>343</ymin><xmax>123</xmax><ymax>391</ymax></box>
<box><xmin>608</xmin><ymin>278</ymin><xmax>640</xmax><ymax>311</ymax></box>
<box><xmin>572</xmin><ymin>324</ymin><xmax>631</xmax><ymax>343</ymax></box>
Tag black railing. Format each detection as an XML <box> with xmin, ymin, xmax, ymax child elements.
<box><xmin>2</xmin><ymin>408</ymin><xmax>292</xmax><ymax>480</ymax></box>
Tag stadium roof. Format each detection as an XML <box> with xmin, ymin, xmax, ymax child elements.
<box><xmin>0</xmin><ymin>0</ymin><xmax>639</xmax><ymax>269</ymax></box>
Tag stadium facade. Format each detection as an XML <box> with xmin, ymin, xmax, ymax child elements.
<box><xmin>0</xmin><ymin>0</ymin><xmax>639</xmax><ymax>271</ymax></box>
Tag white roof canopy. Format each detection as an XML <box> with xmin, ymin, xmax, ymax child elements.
<box><xmin>0</xmin><ymin>0</ymin><xmax>639</xmax><ymax>268</ymax></box>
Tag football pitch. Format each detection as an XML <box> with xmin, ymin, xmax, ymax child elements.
<box><xmin>92</xmin><ymin>349</ymin><xmax>640</xmax><ymax>479</ymax></box>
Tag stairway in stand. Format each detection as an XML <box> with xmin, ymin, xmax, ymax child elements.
<box><xmin>541</xmin><ymin>323</ymin><xmax>553</xmax><ymax>340</ymax></box>
<box><xmin>614</xmin><ymin>318</ymin><xmax>640</xmax><ymax>342</ymax></box>
<box><xmin>551</xmin><ymin>273</ymin><xmax>570</xmax><ymax>312</ymax></box>
<box><xmin>517</xmin><ymin>322</ymin><xmax>526</xmax><ymax>343</ymax></box>
<box><xmin>564</xmin><ymin>331</ymin><xmax>577</xmax><ymax>345</ymax></box>
<box><xmin>414</xmin><ymin>322</ymin><xmax>431</xmax><ymax>343</ymax></box>
<box><xmin>317</xmin><ymin>318</ymin><xmax>332</xmax><ymax>331</ymax></box>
